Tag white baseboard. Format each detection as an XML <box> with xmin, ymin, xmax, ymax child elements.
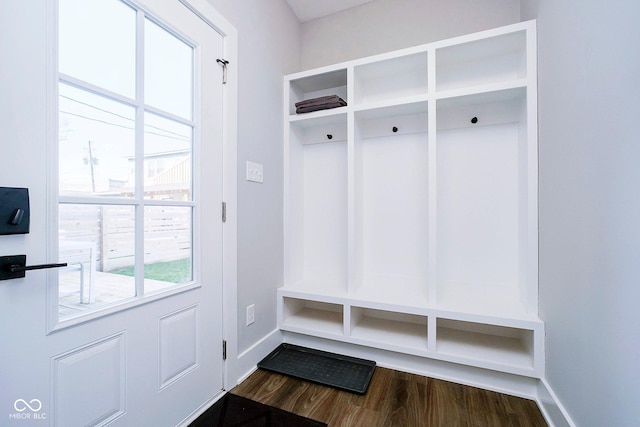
<box><xmin>228</xmin><ymin>328</ymin><xmax>282</xmax><ymax>387</ymax></box>
<box><xmin>536</xmin><ymin>378</ymin><xmax>576</xmax><ymax>427</ymax></box>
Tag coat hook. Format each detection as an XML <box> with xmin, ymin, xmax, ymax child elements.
<box><xmin>392</xmin><ymin>126</ymin><xmax>398</xmax><ymax>133</ymax></box>
<box><xmin>327</xmin><ymin>134</ymin><xmax>333</xmax><ymax>140</ymax></box>
<box><xmin>471</xmin><ymin>117</ymin><xmax>478</xmax><ymax>124</ymax></box>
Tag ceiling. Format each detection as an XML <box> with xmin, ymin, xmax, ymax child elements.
<box><xmin>286</xmin><ymin>0</ymin><xmax>377</xmax><ymax>23</ymax></box>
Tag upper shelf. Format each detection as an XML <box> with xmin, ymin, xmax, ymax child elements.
<box><xmin>288</xmin><ymin>68</ymin><xmax>348</xmax><ymax>116</ymax></box>
<box><xmin>436</xmin><ymin>30</ymin><xmax>527</xmax><ymax>92</ymax></box>
<box><xmin>354</xmin><ymin>51</ymin><xmax>428</xmax><ymax>105</ymax></box>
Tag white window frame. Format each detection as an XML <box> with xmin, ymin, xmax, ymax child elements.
<box><xmin>48</xmin><ymin>0</ymin><xmax>212</xmax><ymax>331</ymax></box>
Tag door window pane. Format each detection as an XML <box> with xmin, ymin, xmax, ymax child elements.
<box><xmin>59</xmin><ymin>84</ymin><xmax>135</xmax><ymax>197</ymax></box>
<box><xmin>144</xmin><ymin>113</ymin><xmax>192</xmax><ymax>200</ymax></box>
<box><xmin>59</xmin><ymin>204</ymin><xmax>136</xmax><ymax>318</ymax></box>
<box><xmin>57</xmin><ymin>1</ymin><xmax>197</xmax><ymax>322</ymax></box>
<box><xmin>144</xmin><ymin>19</ymin><xmax>193</xmax><ymax>119</ymax></box>
<box><xmin>59</xmin><ymin>0</ymin><xmax>136</xmax><ymax>98</ymax></box>
<box><xmin>144</xmin><ymin>206</ymin><xmax>193</xmax><ymax>293</ymax></box>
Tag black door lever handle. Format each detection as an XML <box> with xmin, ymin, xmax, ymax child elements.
<box><xmin>9</xmin><ymin>262</ymin><xmax>67</xmax><ymax>273</ymax></box>
<box><xmin>0</xmin><ymin>255</ymin><xmax>67</xmax><ymax>281</ymax></box>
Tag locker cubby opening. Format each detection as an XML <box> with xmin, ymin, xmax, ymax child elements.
<box><xmin>286</xmin><ymin>117</ymin><xmax>348</xmax><ymax>293</ymax></box>
<box><xmin>352</xmin><ymin>103</ymin><xmax>429</xmax><ymax>306</ymax></box>
<box><xmin>290</xmin><ymin>112</ymin><xmax>348</xmax><ymax>145</ymax></box>
<box><xmin>436</xmin><ymin>87</ymin><xmax>526</xmax><ymax>131</ymax></box>
<box><xmin>354</xmin><ymin>52</ymin><xmax>428</xmax><ymax>105</ymax></box>
<box><xmin>289</xmin><ymin>69</ymin><xmax>348</xmax><ymax>115</ymax></box>
<box><xmin>350</xmin><ymin>307</ymin><xmax>428</xmax><ymax>351</ymax></box>
<box><xmin>436</xmin><ymin>318</ymin><xmax>534</xmax><ymax>370</ymax></box>
<box><xmin>436</xmin><ymin>30</ymin><xmax>527</xmax><ymax>91</ymax></box>
<box><xmin>282</xmin><ymin>298</ymin><xmax>344</xmax><ymax>336</ymax></box>
<box><xmin>355</xmin><ymin>101</ymin><xmax>428</xmax><ymax>138</ymax></box>
<box><xmin>435</xmin><ymin>87</ymin><xmax>533</xmax><ymax>316</ymax></box>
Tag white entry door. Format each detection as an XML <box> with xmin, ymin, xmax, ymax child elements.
<box><xmin>0</xmin><ymin>0</ymin><xmax>228</xmax><ymax>425</ymax></box>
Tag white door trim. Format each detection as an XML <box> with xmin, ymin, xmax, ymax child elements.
<box><xmin>177</xmin><ymin>0</ymin><xmax>238</xmax><ymax>391</ymax></box>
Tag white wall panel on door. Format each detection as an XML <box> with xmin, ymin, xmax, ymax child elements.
<box><xmin>159</xmin><ymin>305</ymin><xmax>199</xmax><ymax>389</ymax></box>
<box><xmin>52</xmin><ymin>333</ymin><xmax>126</xmax><ymax>426</ymax></box>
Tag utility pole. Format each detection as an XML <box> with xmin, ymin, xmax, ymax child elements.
<box><xmin>85</xmin><ymin>140</ymin><xmax>97</xmax><ymax>193</ymax></box>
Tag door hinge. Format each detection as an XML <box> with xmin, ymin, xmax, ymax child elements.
<box><xmin>216</xmin><ymin>58</ymin><xmax>229</xmax><ymax>84</ymax></box>
<box><xmin>221</xmin><ymin>202</ymin><xmax>227</xmax><ymax>223</ymax></box>
<box><xmin>222</xmin><ymin>340</ymin><xmax>227</xmax><ymax>360</ymax></box>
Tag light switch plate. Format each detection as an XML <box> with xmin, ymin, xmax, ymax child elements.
<box><xmin>246</xmin><ymin>161</ymin><xmax>264</xmax><ymax>183</ymax></box>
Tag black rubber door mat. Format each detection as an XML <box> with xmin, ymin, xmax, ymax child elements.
<box><xmin>257</xmin><ymin>344</ymin><xmax>376</xmax><ymax>394</ymax></box>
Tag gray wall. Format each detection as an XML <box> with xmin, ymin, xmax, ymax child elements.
<box><xmin>300</xmin><ymin>0</ymin><xmax>520</xmax><ymax>70</ymax></box>
<box><xmin>521</xmin><ymin>1</ymin><xmax>640</xmax><ymax>426</ymax></box>
<box><xmin>205</xmin><ymin>0</ymin><xmax>300</xmax><ymax>354</ymax></box>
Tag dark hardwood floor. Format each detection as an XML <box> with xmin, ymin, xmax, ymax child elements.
<box><xmin>230</xmin><ymin>367</ymin><xmax>547</xmax><ymax>426</ymax></box>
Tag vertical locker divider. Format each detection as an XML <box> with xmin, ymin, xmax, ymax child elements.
<box><xmin>427</xmin><ymin>48</ymin><xmax>438</xmax><ymax>306</ymax></box>
<box><xmin>346</xmin><ymin>66</ymin><xmax>356</xmax><ymax>298</ymax></box>
<box><xmin>427</xmin><ymin>314</ymin><xmax>437</xmax><ymax>352</ymax></box>
<box><xmin>343</xmin><ymin>302</ymin><xmax>351</xmax><ymax>337</ymax></box>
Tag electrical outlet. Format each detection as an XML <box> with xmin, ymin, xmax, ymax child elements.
<box><xmin>246</xmin><ymin>161</ymin><xmax>263</xmax><ymax>183</ymax></box>
<box><xmin>246</xmin><ymin>304</ymin><xmax>255</xmax><ymax>326</ymax></box>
